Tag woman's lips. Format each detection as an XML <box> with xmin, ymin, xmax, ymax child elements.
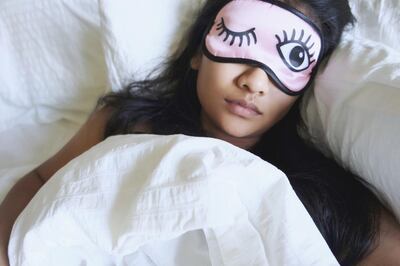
<box><xmin>225</xmin><ymin>99</ymin><xmax>262</xmax><ymax>118</ymax></box>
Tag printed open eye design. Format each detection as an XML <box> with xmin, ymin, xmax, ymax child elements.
<box><xmin>275</xmin><ymin>29</ymin><xmax>315</xmax><ymax>72</ymax></box>
<box><xmin>216</xmin><ymin>17</ymin><xmax>257</xmax><ymax>47</ymax></box>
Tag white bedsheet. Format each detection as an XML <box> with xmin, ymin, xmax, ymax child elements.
<box><xmin>8</xmin><ymin>134</ymin><xmax>338</xmax><ymax>266</ymax></box>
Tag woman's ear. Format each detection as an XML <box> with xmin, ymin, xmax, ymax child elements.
<box><xmin>190</xmin><ymin>53</ymin><xmax>202</xmax><ymax>70</ymax></box>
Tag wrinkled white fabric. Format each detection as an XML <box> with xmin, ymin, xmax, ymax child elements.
<box><xmin>99</xmin><ymin>0</ymin><xmax>206</xmax><ymax>91</ymax></box>
<box><xmin>0</xmin><ymin>0</ymin><xmax>108</xmax><ymax>132</ymax></box>
<box><xmin>9</xmin><ymin>134</ymin><xmax>338</xmax><ymax>266</ymax></box>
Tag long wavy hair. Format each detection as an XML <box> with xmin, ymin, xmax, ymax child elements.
<box><xmin>97</xmin><ymin>0</ymin><xmax>383</xmax><ymax>264</ymax></box>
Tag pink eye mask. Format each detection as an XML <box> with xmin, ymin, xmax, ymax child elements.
<box><xmin>203</xmin><ymin>0</ymin><xmax>324</xmax><ymax>95</ymax></box>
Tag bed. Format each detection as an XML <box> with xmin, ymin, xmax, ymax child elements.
<box><xmin>0</xmin><ymin>0</ymin><xmax>399</xmax><ymax>265</ymax></box>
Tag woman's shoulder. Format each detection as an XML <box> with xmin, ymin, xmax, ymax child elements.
<box><xmin>35</xmin><ymin>107</ymin><xmax>114</xmax><ymax>181</ymax></box>
<box><xmin>35</xmin><ymin>106</ymin><xmax>154</xmax><ymax>182</ymax></box>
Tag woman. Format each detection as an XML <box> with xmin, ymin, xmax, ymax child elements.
<box><xmin>1</xmin><ymin>0</ymin><xmax>399</xmax><ymax>265</ymax></box>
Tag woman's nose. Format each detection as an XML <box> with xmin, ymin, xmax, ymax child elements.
<box><xmin>237</xmin><ymin>66</ymin><xmax>271</xmax><ymax>95</ymax></box>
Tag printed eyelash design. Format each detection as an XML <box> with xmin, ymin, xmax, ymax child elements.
<box><xmin>275</xmin><ymin>29</ymin><xmax>316</xmax><ymax>63</ymax></box>
<box><xmin>216</xmin><ymin>17</ymin><xmax>257</xmax><ymax>47</ymax></box>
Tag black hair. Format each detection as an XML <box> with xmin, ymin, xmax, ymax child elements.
<box><xmin>96</xmin><ymin>0</ymin><xmax>382</xmax><ymax>264</ymax></box>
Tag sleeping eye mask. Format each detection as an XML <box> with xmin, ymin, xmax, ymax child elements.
<box><xmin>203</xmin><ymin>0</ymin><xmax>324</xmax><ymax>95</ymax></box>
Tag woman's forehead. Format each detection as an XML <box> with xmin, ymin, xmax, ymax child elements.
<box><xmin>215</xmin><ymin>0</ymin><xmax>318</xmax><ymax>29</ymax></box>
<box><xmin>215</xmin><ymin>0</ymin><xmax>320</xmax><ymax>29</ymax></box>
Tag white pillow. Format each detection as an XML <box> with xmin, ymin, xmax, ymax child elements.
<box><xmin>344</xmin><ymin>0</ymin><xmax>400</xmax><ymax>50</ymax></box>
<box><xmin>0</xmin><ymin>0</ymin><xmax>108</xmax><ymax>132</ymax></box>
<box><xmin>301</xmin><ymin>0</ymin><xmax>400</xmax><ymax>220</ymax></box>
<box><xmin>99</xmin><ymin>0</ymin><xmax>206</xmax><ymax>91</ymax></box>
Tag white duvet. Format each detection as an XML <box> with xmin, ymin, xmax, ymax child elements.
<box><xmin>9</xmin><ymin>134</ymin><xmax>337</xmax><ymax>266</ymax></box>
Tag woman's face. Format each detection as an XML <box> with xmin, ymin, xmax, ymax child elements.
<box><xmin>192</xmin><ymin>55</ymin><xmax>299</xmax><ymax>149</ymax></box>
